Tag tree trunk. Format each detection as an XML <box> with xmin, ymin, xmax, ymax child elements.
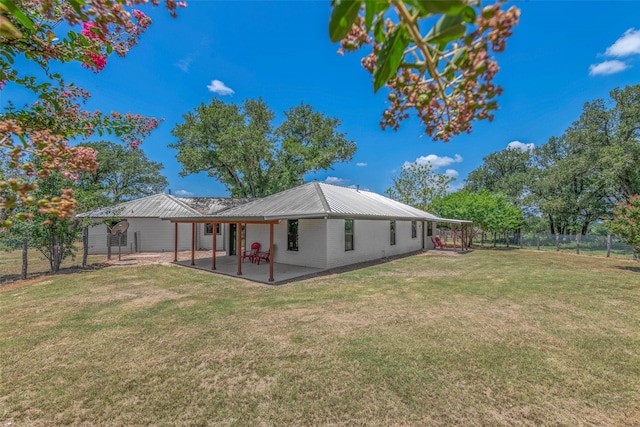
<box><xmin>556</xmin><ymin>233</ymin><xmax>560</xmax><ymax>252</ymax></box>
<box><xmin>549</xmin><ymin>215</ymin><xmax>555</xmax><ymax>235</ymax></box>
<box><xmin>536</xmin><ymin>235</ymin><xmax>540</xmax><ymax>251</ymax></box>
<box><xmin>505</xmin><ymin>231</ymin><xmax>510</xmax><ymax>248</ymax></box>
<box><xmin>21</xmin><ymin>237</ymin><xmax>28</xmax><ymax>280</ymax></box>
<box><xmin>52</xmin><ymin>235</ymin><xmax>61</xmax><ymax>273</ymax></box>
<box><xmin>82</xmin><ymin>226</ymin><xmax>89</xmax><ymax>268</ymax></box>
<box><xmin>606</xmin><ymin>234</ymin><xmax>611</xmax><ymax>258</ymax></box>
<box><xmin>576</xmin><ymin>233</ymin><xmax>581</xmax><ymax>255</ymax></box>
<box><xmin>107</xmin><ymin>230</ymin><xmax>112</xmax><ymax>261</ymax></box>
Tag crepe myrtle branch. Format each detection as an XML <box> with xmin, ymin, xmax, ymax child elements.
<box><xmin>330</xmin><ymin>0</ymin><xmax>520</xmax><ymax>141</ymax></box>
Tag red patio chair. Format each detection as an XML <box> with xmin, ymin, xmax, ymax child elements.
<box><xmin>256</xmin><ymin>247</ymin><xmax>272</xmax><ymax>265</ymax></box>
<box><xmin>242</xmin><ymin>242</ymin><xmax>261</xmax><ymax>263</ymax></box>
<box><xmin>432</xmin><ymin>236</ymin><xmax>446</xmax><ymax>249</ymax></box>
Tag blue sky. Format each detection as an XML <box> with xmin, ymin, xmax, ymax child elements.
<box><xmin>4</xmin><ymin>1</ymin><xmax>640</xmax><ymax>197</ymax></box>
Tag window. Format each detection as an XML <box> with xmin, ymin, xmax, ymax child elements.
<box><xmin>411</xmin><ymin>221</ymin><xmax>417</xmax><ymax>239</ymax></box>
<box><xmin>287</xmin><ymin>219</ymin><xmax>299</xmax><ymax>251</ymax></box>
<box><xmin>344</xmin><ymin>219</ymin><xmax>354</xmax><ymax>251</ymax></box>
<box><xmin>426</xmin><ymin>222</ymin><xmax>433</xmax><ymax>236</ymax></box>
<box><xmin>390</xmin><ymin>221</ymin><xmax>396</xmax><ymax>245</ymax></box>
<box><xmin>204</xmin><ymin>223</ymin><xmax>221</xmax><ymax>235</ymax></box>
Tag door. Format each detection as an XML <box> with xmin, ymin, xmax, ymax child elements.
<box><xmin>228</xmin><ymin>224</ymin><xmax>246</xmax><ymax>256</ymax></box>
<box><xmin>229</xmin><ymin>224</ymin><xmax>237</xmax><ymax>256</ymax></box>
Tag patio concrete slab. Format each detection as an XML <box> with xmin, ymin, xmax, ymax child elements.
<box><xmin>175</xmin><ymin>255</ymin><xmax>325</xmax><ymax>285</ymax></box>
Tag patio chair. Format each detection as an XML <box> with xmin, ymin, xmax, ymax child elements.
<box><xmin>256</xmin><ymin>246</ymin><xmax>273</xmax><ymax>265</ymax></box>
<box><xmin>432</xmin><ymin>236</ymin><xmax>446</xmax><ymax>249</ymax></box>
<box><xmin>242</xmin><ymin>242</ymin><xmax>261</xmax><ymax>263</ymax></box>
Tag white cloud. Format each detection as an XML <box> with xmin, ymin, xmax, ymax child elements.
<box><xmin>589</xmin><ymin>60</ymin><xmax>629</xmax><ymax>76</ymax></box>
<box><xmin>206</xmin><ymin>80</ymin><xmax>235</xmax><ymax>96</ymax></box>
<box><xmin>444</xmin><ymin>169</ymin><xmax>459</xmax><ymax>178</ymax></box>
<box><xmin>325</xmin><ymin>176</ymin><xmax>348</xmax><ymax>185</ymax></box>
<box><xmin>605</xmin><ymin>28</ymin><xmax>640</xmax><ymax>57</ymax></box>
<box><xmin>507</xmin><ymin>140</ymin><xmax>535</xmax><ymax>152</ymax></box>
<box><xmin>356</xmin><ymin>162</ymin><xmax>368</xmax><ymax>167</ymax></box>
<box><xmin>174</xmin><ymin>189</ymin><xmax>194</xmax><ymax>197</ymax></box>
<box><xmin>404</xmin><ymin>154</ymin><xmax>463</xmax><ymax>169</ymax></box>
<box><xmin>174</xmin><ymin>57</ymin><xmax>192</xmax><ymax>73</ymax></box>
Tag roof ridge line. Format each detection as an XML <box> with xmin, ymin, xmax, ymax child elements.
<box><xmin>314</xmin><ymin>181</ymin><xmax>331</xmax><ymax>214</ymax></box>
<box><xmin>165</xmin><ymin>193</ymin><xmax>203</xmax><ymax>216</ymax></box>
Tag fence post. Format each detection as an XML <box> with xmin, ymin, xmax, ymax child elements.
<box><xmin>606</xmin><ymin>234</ymin><xmax>611</xmax><ymax>258</ymax></box>
<box><xmin>537</xmin><ymin>235</ymin><xmax>540</xmax><ymax>251</ymax></box>
<box><xmin>21</xmin><ymin>237</ymin><xmax>28</xmax><ymax>280</ymax></box>
<box><xmin>555</xmin><ymin>233</ymin><xmax>560</xmax><ymax>252</ymax></box>
<box><xmin>576</xmin><ymin>233</ymin><xmax>581</xmax><ymax>255</ymax></box>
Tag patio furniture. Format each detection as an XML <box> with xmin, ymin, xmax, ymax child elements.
<box><xmin>432</xmin><ymin>236</ymin><xmax>446</xmax><ymax>249</ymax></box>
<box><xmin>256</xmin><ymin>247</ymin><xmax>273</xmax><ymax>265</ymax></box>
<box><xmin>242</xmin><ymin>242</ymin><xmax>261</xmax><ymax>263</ymax></box>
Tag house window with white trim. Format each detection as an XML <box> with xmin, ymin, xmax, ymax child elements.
<box><xmin>411</xmin><ymin>221</ymin><xmax>417</xmax><ymax>239</ymax></box>
<box><xmin>287</xmin><ymin>219</ymin><xmax>299</xmax><ymax>251</ymax></box>
<box><xmin>390</xmin><ymin>221</ymin><xmax>396</xmax><ymax>245</ymax></box>
<box><xmin>204</xmin><ymin>223</ymin><xmax>221</xmax><ymax>235</ymax></box>
<box><xmin>345</xmin><ymin>219</ymin><xmax>354</xmax><ymax>251</ymax></box>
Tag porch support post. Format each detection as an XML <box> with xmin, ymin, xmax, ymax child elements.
<box><xmin>269</xmin><ymin>223</ymin><xmax>274</xmax><ymax>283</ymax></box>
<box><xmin>191</xmin><ymin>222</ymin><xmax>195</xmax><ymax>266</ymax></box>
<box><xmin>174</xmin><ymin>222</ymin><xmax>178</xmax><ymax>262</ymax></box>
<box><xmin>453</xmin><ymin>223</ymin><xmax>457</xmax><ymax>253</ymax></box>
<box><xmin>236</xmin><ymin>222</ymin><xmax>242</xmax><ymax>276</ymax></box>
<box><xmin>212</xmin><ymin>223</ymin><xmax>216</xmax><ymax>270</ymax></box>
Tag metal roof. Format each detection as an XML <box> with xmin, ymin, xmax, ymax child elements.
<box><xmin>180</xmin><ymin>181</ymin><xmax>459</xmax><ymax>222</ymax></box>
<box><xmin>78</xmin><ymin>194</ymin><xmax>256</xmax><ymax>219</ymax></box>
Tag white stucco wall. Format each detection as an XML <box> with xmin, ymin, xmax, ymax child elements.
<box><xmin>86</xmin><ymin>218</ymin><xmax>193</xmax><ymax>254</ymax></box>
<box><xmin>244</xmin><ymin>219</ymin><xmax>328</xmax><ymax>269</ymax></box>
<box><xmin>326</xmin><ymin>219</ymin><xmax>423</xmax><ymax>269</ymax></box>
<box><xmin>196</xmin><ymin>223</ymin><xmax>227</xmax><ymax>251</ymax></box>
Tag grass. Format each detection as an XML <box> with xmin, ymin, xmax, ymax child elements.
<box><xmin>0</xmin><ymin>248</ymin><xmax>105</xmax><ymax>284</ymax></box>
<box><xmin>1</xmin><ymin>250</ymin><xmax>639</xmax><ymax>425</ymax></box>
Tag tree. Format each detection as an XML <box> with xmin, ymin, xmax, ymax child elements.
<box><xmin>0</xmin><ymin>1</ymin><xmax>183</xmax><ymax>227</ymax></box>
<box><xmin>78</xmin><ymin>141</ymin><xmax>168</xmax><ymax>205</ymax></box>
<box><xmin>608</xmin><ymin>195</ymin><xmax>640</xmax><ymax>259</ymax></box>
<box><xmin>465</xmin><ymin>146</ymin><xmax>532</xmax><ymax>206</ymax></box>
<box><xmin>385</xmin><ymin>161</ymin><xmax>453</xmax><ymax>212</ymax></box>
<box><xmin>170</xmin><ymin>98</ymin><xmax>357</xmax><ymax>198</ymax></box>
<box><xmin>431</xmin><ymin>189</ymin><xmax>521</xmax><ymax>246</ymax></box>
<box><xmin>330</xmin><ymin>0</ymin><xmax>520</xmax><ymax>141</ymax></box>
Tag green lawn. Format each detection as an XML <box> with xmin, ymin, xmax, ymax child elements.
<box><xmin>1</xmin><ymin>250</ymin><xmax>639</xmax><ymax>426</ymax></box>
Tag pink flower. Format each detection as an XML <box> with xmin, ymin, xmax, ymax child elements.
<box><xmin>0</xmin><ymin>80</ymin><xmax>5</xmax><ymax>91</ymax></box>
<box><xmin>81</xmin><ymin>22</ymin><xmax>103</xmax><ymax>40</ymax></box>
<box><xmin>132</xmin><ymin>9</ymin><xmax>147</xmax><ymax>20</ymax></box>
<box><xmin>81</xmin><ymin>52</ymin><xmax>107</xmax><ymax>73</ymax></box>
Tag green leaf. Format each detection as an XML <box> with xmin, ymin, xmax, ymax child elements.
<box><xmin>417</xmin><ymin>0</ymin><xmax>465</xmax><ymax>15</ymax></box>
<box><xmin>373</xmin><ymin>24</ymin><xmax>408</xmax><ymax>93</ymax></box>
<box><xmin>425</xmin><ymin>14</ymin><xmax>466</xmax><ymax>45</ymax></box>
<box><xmin>0</xmin><ymin>0</ymin><xmax>35</xmax><ymax>31</ymax></box>
<box><xmin>460</xmin><ymin>5</ymin><xmax>477</xmax><ymax>23</ymax></box>
<box><xmin>329</xmin><ymin>0</ymin><xmax>362</xmax><ymax>42</ymax></box>
<box><xmin>364</xmin><ymin>0</ymin><xmax>388</xmax><ymax>29</ymax></box>
<box><xmin>373</xmin><ymin>16</ymin><xmax>385</xmax><ymax>43</ymax></box>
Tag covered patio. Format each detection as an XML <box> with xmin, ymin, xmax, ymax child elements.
<box><xmin>175</xmin><ymin>254</ymin><xmax>325</xmax><ymax>285</ymax></box>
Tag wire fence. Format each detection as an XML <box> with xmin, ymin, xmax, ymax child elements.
<box><xmin>437</xmin><ymin>230</ymin><xmax>638</xmax><ymax>260</ymax></box>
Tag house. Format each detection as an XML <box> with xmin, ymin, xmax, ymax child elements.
<box><xmin>168</xmin><ymin>182</ymin><xmax>471</xmax><ymax>282</ymax></box>
<box><xmin>77</xmin><ymin>193</ymin><xmax>252</xmax><ymax>254</ymax></box>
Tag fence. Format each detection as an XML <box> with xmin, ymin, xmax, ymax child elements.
<box><xmin>437</xmin><ymin>230</ymin><xmax>637</xmax><ymax>260</ymax></box>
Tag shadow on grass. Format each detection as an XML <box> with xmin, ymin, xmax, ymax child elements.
<box><xmin>0</xmin><ymin>262</ymin><xmax>111</xmax><ymax>289</ymax></box>
<box><xmin>617</xmin><ymin>265</ymin><xmax>640</xmax><ymax>273</ymax></box>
